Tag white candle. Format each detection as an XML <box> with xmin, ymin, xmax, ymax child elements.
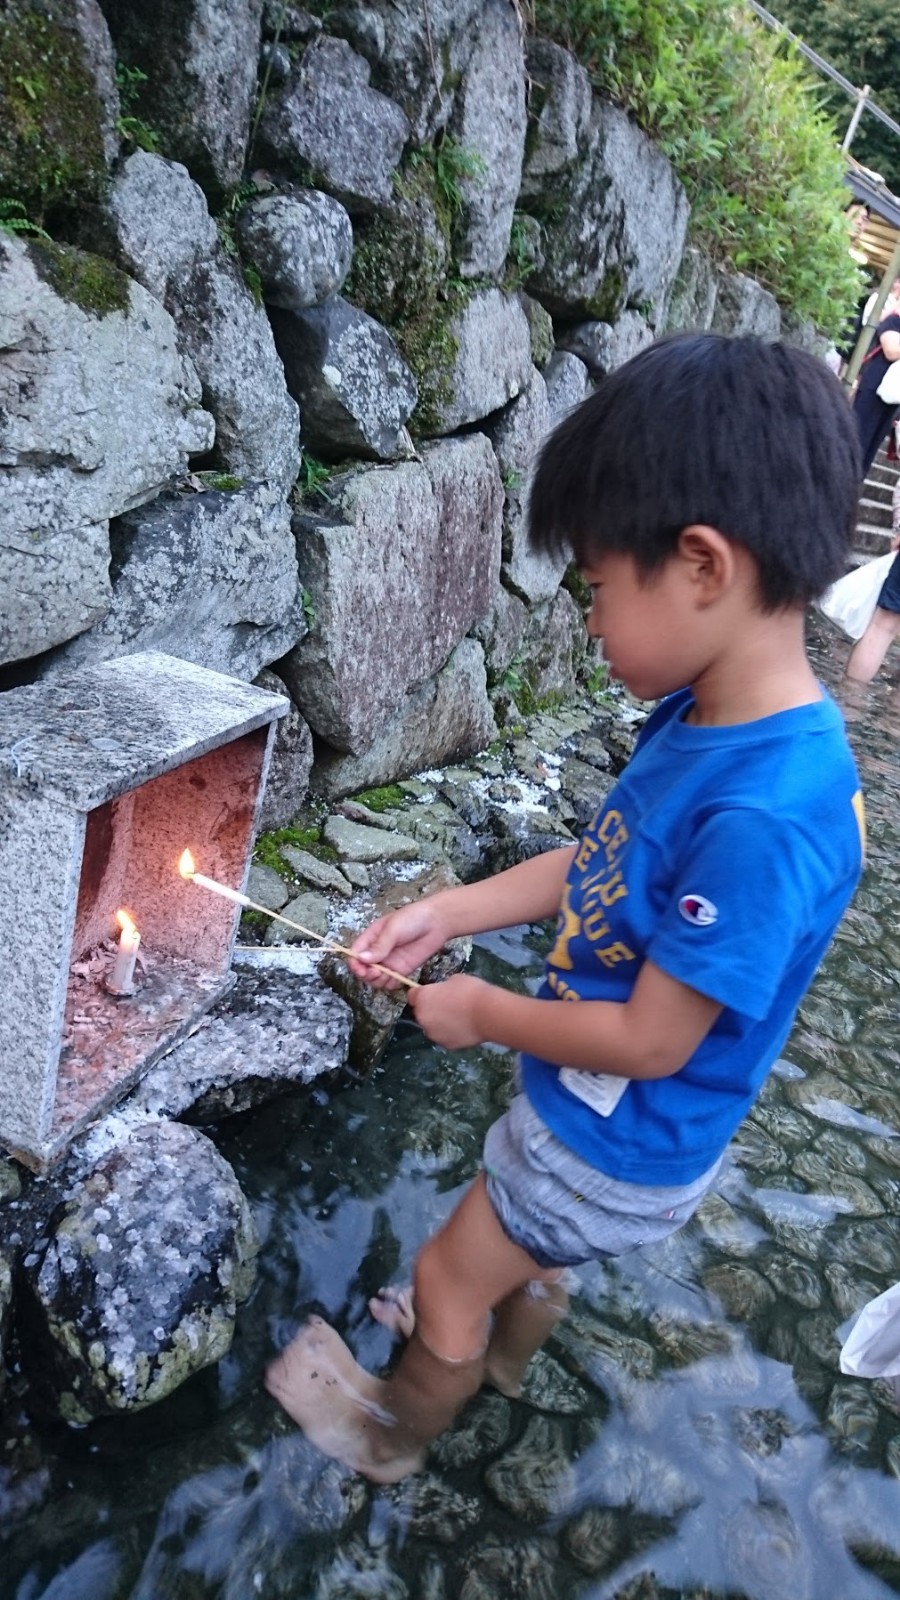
<box><xmin>190</xmin><ymin>871</ymin><xmax>251</xmax><ymax>908</ymax></box>
<box><xmin>108</xmin><ymin>910</ymin><xmax>141</xmax><ymax>996</ymax></box>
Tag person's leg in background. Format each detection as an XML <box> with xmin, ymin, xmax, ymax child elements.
<box><xmin>846</xmin><ymin>550</ymin><xmax>900</xmax><ymax>681</ymax></box>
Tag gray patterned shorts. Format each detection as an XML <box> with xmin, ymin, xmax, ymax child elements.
<box><xmin>483</xmin><ymin>1093</ymin><xmax>721</xmax><ymax>1269</ymax></box>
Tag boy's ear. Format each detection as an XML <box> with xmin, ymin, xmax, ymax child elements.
<box><xmin>676</xmin><ymin>524</ymin><xmax>736</xmax><ymax>605</ymax></box>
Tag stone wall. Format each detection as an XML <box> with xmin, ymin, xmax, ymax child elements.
<box><xmin>0</xmin><ymin>0</ymin><xmax>832</xmax><ymax>810</ymax></box>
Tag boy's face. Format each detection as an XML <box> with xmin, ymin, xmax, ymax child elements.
<box><xmin>582</xmin><ymin>551</ymin><xmax>707</xmax><ymax>701</ymax></box>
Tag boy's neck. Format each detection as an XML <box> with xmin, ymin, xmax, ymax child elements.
<box><xmin>686</xmin><ymin>609</ymin><xmax>821</xmax><ymax>727</ymax></box>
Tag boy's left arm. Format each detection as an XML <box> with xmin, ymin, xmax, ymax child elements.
<box><xmin>409</xmin><ymin>961</ymin><xmax>722</xmax><ymax>1080</ymax></box>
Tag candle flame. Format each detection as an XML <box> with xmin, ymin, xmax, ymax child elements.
<box><xmin>179</xmin><ymin>848</ymin><xmax>196</xmax><ymax>879</ymax></box>
<box><xmin>116</xmin><ymin>908</ymin><xmax>137</xmax><ymax>936</ymax></box>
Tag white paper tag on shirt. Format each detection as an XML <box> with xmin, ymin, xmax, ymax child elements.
<box><xmin>559</xmin><ymin>1067</ymin><xmax>629</xmax><ymax>1117</ymax></box>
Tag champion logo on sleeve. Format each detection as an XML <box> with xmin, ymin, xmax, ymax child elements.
<box><xmin>678</xmin><ymin>893</ymin><xmax>718</xmax><ymax>927</ymax></box>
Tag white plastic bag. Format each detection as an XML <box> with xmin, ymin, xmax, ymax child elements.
<box><xmin>840</xmin><ymin>1281</ymin><xmax>900</xmax><ymax>1396</ymax></box>
<box><xmin>876</xmin><ymin>359</ymin><xmax>900</xmax><ymax>404</ymax></box>
<box><xmin>817</xmin><ymin>552</ymin><xmax>895</xmax><ymax>640</ymax></box>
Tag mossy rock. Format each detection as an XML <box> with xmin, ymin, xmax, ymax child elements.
<box><xmin>345</xmin><ymin>156</ymin><xmax>451</xmax><ymax>328</ymax></box>
<box><xmin>0</xmin><ymin>1</ymin><xmax>114</xmax><ymax>222</ymax></box>
<box><xmin>27</xmin><ymin>240</ymin><xmax>131</xmax><ymax>317</ymax></box>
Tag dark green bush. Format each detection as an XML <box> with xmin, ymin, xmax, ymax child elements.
<box><xmin>526</xmin><ymin>0</ymin><xmax>863</xmax><ymax>337</ymax></box>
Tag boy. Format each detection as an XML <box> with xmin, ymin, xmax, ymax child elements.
<box><xmin>265</xmin><ymin>334</ymin><xmax>865</xmax><ymax>1483</ymax></box>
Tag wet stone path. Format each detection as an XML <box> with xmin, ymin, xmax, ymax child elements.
<box><xmin>3</xmin><ymin>615</ymin><xmax>900</xmax><ymax>1599</ymax></box>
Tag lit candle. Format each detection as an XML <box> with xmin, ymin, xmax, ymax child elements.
<box><xmin>107</xmin><ymin>909</ymin><xmax>141</xmax><ymax>996</ymax></box>
<box><xmin>178</xmin><ymin>848</ymin><xmax>251</xmax><ymax>907</ymax></box>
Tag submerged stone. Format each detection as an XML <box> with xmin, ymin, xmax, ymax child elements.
<box><xmin>19</xmin><ymin>1122</ymin><xmax>258</xmax><ymax>1423</ymax></box>
<box><xmin>484</xmin><ymin>1413</ymin><xmax>577</xmax><ymax>1520</ymax></box>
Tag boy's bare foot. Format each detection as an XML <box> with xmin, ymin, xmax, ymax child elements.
<box><xmin>265</xmin><ymin>1316</ymin><xmax>425</xmax><ymax>1485</ymax></box>
<box><xmin>369</xmin><ymin>1284</ymin><xmax>416</xmax><ymax>1339</ymax></box>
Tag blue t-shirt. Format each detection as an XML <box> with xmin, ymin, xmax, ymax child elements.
<box><xmin>520</xmin><ymin>690</ymin><xmax>864</xmax><ymax>1184</ymax></box>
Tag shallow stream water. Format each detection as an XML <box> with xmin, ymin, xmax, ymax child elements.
<box><xmin>4</xmin><ymin>618</ymin><xmax>900</xmax><ymax>1599</ymax></box>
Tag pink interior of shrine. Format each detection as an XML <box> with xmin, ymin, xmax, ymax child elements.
<box><xmin>73</xmin><ymin>727</ymin><xmax>268</xmax><ymax>972</ymax></box>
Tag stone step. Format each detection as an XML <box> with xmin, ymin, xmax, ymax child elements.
<box><xmin>862</xmin><ymin>467</ymin><xmax>895</xmax><ymax>494</ymax></box>
<box><xmin>858</xmin><ymin>494</ymin><xmax>894</xmax><ymax>527</ymax></box>
<box><xmin>853</xmin><ymin>521</ymin><xmax>894</xmax><ymax>556</ymax></box>
<box><xmin>867</xmin><ymin>460</ymin><xmax>899</xmax><ymax>486</ymax></box>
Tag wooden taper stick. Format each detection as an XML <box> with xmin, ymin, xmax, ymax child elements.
<box><xmin>182</xmin><ymin>860</ymin><xmax>419</xmax><ymax>989</ymax></box>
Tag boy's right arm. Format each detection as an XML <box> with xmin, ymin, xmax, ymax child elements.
<box><xmin>348</xmin><ymin>845</ymin><xmax>576</xmax><ymax>987</ymax></box>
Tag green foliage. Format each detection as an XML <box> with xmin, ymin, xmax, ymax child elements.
<box><xmin>350</xmin><ymin>785</ymin><xmax>407</xmax><ymax>813</ymax></box>
<box><xmin>526</xmin><ymin>0</ymin><xmax>863</xmax><ymax>336</ymax></box>
<box><xmin>416</xmin><ymin>135</ymin><xmax>487</xmax><ymax>217</ymax></box>
<box><xmin>216</xmin><ymin>181</ymin><xmax>260</xmax><ymax>256</ymax></box>
<box><xmin>195</xmin><ymin>471</ymin><xmax>244</xmax><ymax>491</ymax></box>
<box><xmin>254</xmin><ymin>819</ymin><xmax>330</xmax><ymax>874</ymax></box>
<box><xmin>298</xmin><ymin>455</ymin><xmax>335</xmax><ymax>502</ymax></box>
<box><xmin>0</xmin><ymin>197</ymin><xmax>49</xmax><ymax>241</ymax></box>
<box><xmin>500</xmin><ymin>660</ymin><xmax>538</xmax><ymax>716</ymax></box>
<box><xmin>115</xmin><ymin>64</ymin><xmax>159</xmax><ymax>152</ymax></box>
<box><xmin>777</xmin><ymin>0</ymin><xmax>900</xmax><ymax>195</ymax></box>
<box><xmin>300</xmin><ymin>586</ymin><xmax>317</xmax><ymax>629</ymax></box>
<box><xmin>502</xmin><ymin>467</ymin><xmax>525</xmax><ymax>492</ymax></box>
<box><xmin>505</xmin><ymin>209</ymin><xmax>540</xmax><ymax>290</ymax></box>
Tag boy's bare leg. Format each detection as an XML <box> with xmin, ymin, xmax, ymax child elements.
<box><xmin>483</xmin><ymin>1277</ymin><xmax>570</xmax><ymax>1397</ymax></box>
<box><xmin>265</xmin><ymin>1173</ymin><xmax>559</xmax><ymax>1482</ymax></box>
<box><xmin>370</xmin><ymin>1276</ymin><xmax>570</xmax><ymax>1397</ymax></box>
<box><xmin>845</xmin><ymin>607</ymin><xmax>900</xmax><ymax>681</ymax></box>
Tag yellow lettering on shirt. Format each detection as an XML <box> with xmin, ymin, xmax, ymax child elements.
<box><xmin>603</xmin><ymin>822</ymin><xmax>629</xmax><ymax>862</ymax></box>
<box><xmin>574</xmin><ymin>833</ymin><xmax>600</xmax><ymax>871</ymax></box>
<box><xmin>546</xmin><ymin>884</ymin><xmax>582</xmax><ymax>971</ymax></box>
<box><xmin>597</xmin><ymin>809</ymin><xmax>623</xmax><ymax>843</ymax></box>
<box><xmin>596</xmin><ymin>940</ymin><xmax>636</xmax><ymax>968</ymax></box>
<box><xmin>546</xmin><ymin>969</ymin><xmax>582</xmax><ymax>1001</ymax></box>
<box><xmin>582</xmin><ymin>907</ymin><xmax>612</xmax><ymax>942</ymax></box>
<box><xmin>596</xmin><ymin>869</ymin><xmax>628</xmax><ymax>907</ymax></box>
<box><xmin>852</xmin><ymin>788</ymin><xmax>867</xmax><ymax>861</ymax></box>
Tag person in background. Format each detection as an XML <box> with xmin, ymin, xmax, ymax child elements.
<box><xmin>845</xmin><ymin>478</ymin><xmax>900</xmax><ymax>681</ymax></box>
<box><xmin>852</xmin><ymin>306</ymin><xmax>900</xmax><ymax>476</ymax></box>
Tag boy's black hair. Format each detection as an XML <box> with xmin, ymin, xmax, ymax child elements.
<box><xmin>527</xmin><ymin>333</ymin><xmax>861</xmax><ymax>609</ymax></box>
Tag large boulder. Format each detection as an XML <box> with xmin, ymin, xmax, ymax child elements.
<box><xmin>544</xmin><ymin>350</ymin><xmax>590</xmax><ymax>424</ymax></box>
<box><xmin>237</xmin><ymin>189</ymin><xmax>354</xmax><ymax>310</ymax></box>
<box><xmin>711</xmin><ymin>269</ymin><xmax>782</xmax><ymax>340</ymax></box>
<box><xmin>125</xmin><ymin>962</ymin><xmax>353</xmax><ymax>1123</ymax></box>
<box><xmin>18</xmin><ymin>1122</ymin><xmax>258</xmax><ymax>1422</ymax></box>
<box><xmin>326</xmin><ymin>0</ymin><xmax>484</xmax><ymax>145</ymax></box>
<box><xmin>423</xmin><ymin>287</ymin><xmax>533</xmax><ymax>436</ymax></box>
<box><xmin>529</xmin><ymin>100</ymin><xmax>689</xmax><ymax>329</ymax></box>
<box><xmin>258</xmin><ymin>34</ymin><xmax>409</xmax><ymax>214</ymax></box>
<box><xmin>0</xmin><ymin>235</ymin><xmax>214</xmax><ymax>667</ymax></box>
<box><xmin>38</xmin><ymin>480</ymin><xmax>304</xmax><ymax>682</ymax></box>
<box><xmin>665</xmin><ymin>243</ymin><xmax>719</xmax><ymax>333</ymax></box>
<box><xmin>269</xmin><ymin>297</ymin><xmax>418</xmax><ymax>461</ymax></box>
<box><xmin>483</xmin><ymin>368</ymin><xmax>568</xmax><ymax>605</ymax></box>
<box><xmin>107</xmin><ymin>152</ymin><xmax>300</xmax><ymax>493</ymax></box>
<box><xmin>449</xmin><ymin>0</ymin><xmax>527</xmax><ymax>279</ymax></box>
<box><xmin>0</xmin><ymin>0</ymin><xmax>119</xmax><ymax>218</ymax></box>
<box><xmin>282</xmin><ymin>436</ymin><xmax>502</xmax><ymax>751</ymax></box>
<box><xmin>255</xmin><ymin>669</ymin><xmax>315</xmax><ymax>830</ymax></box>
<box><xmin>557</xmin><ymin>310</ymin><xmax>654</xmax><ymax>381</ymax></box>
<box><xmin>519</xmin><ymin>39</ymin><xmax>592</xmax><ymax>203</ymax></box>
<box><xmin>310</xmin><ymin>638</ymin><xmax>497</xmax><ymax>799</ymax></box>
<box><xmin>98</xmin><ymin>0</ymin><xmax>264</xmax><ymax>199</ymax></box>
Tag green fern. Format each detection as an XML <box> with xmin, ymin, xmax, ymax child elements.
<box><xmin>0</xmin><ymin>198</ymin><xmax>50</xmax><ymax>242</ymax></box>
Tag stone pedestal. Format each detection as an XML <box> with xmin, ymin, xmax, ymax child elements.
<box><xmin>0</xmin><ymin>652</ymin><xmax>288</xmax><ymax>1167</ymax></box>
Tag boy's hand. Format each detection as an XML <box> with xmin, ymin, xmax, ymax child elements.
<box><xmin>348</xmin><ymin>898</ymin><xmax>453</xmax><ymax>989</ymax></box>
<box><xmin>408</xmin><ymin>974</ymin><xmax>496</xmax><ymax>1048</ymax></box>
